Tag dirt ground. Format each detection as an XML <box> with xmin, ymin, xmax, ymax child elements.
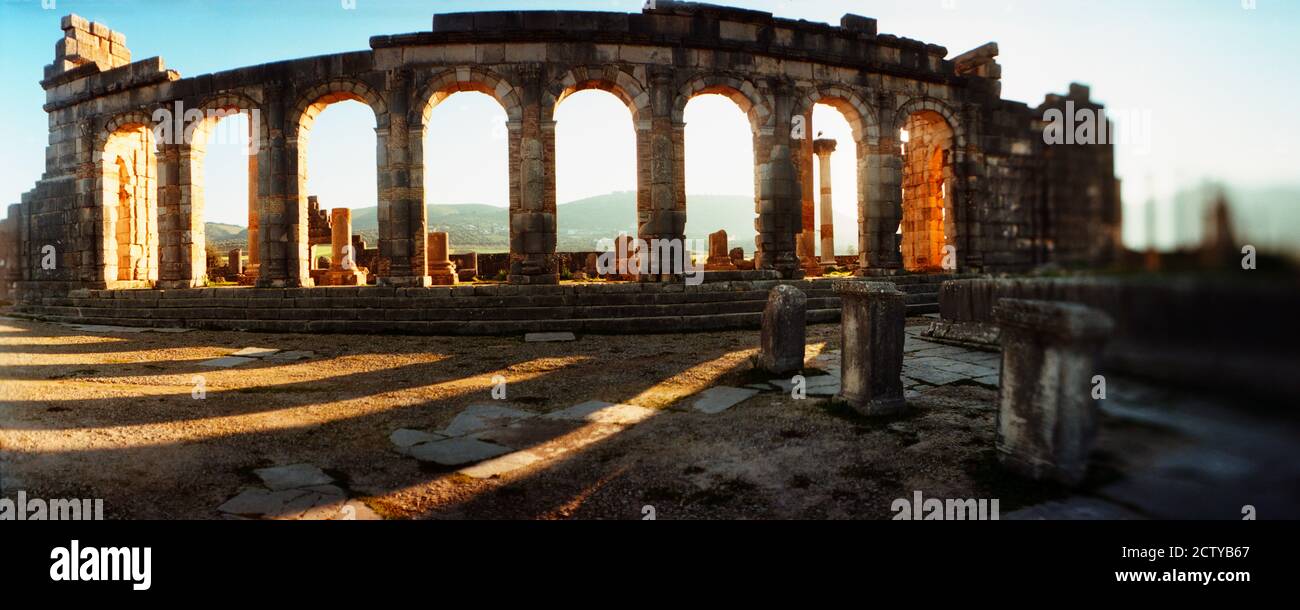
<box><xmin>0</xmin><ymin>314</ymin><xmax>1066</xmax><ymax>520</ymax></box>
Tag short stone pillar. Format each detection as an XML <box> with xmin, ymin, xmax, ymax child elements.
<box><xmin>759</xmin><ymin>285</ymin><xmax>807</xmax><ymax>375</ymax></box>
<box><xmin>584</xmin><ymin>252</ymin><xmax>599</xmax><ymax>278</ymax></box>
<box><xmin>814</xmin><ymin>138</ymin><xmax>838</xmax><ymax>266</ymax></box>
<box><xmin>705</xmin><ymin>230</ymin><xmax>736</xmax><ymax>271</ymax></box>
<box><xmin>834</xmin><ymin>280</ymin><xmax>906</xmax><ymax>416</ymax></box>
<box><xmin>228</xmin><ymin>249</ymin><xmax>243</xmax><ymax>276</ymax></box>
<box><xmin>426</xmin><ymin>231</ymin><xmax>458</xmax><ymax>285</ymax></box>
<box><xmin>797</xmin><ymin>233</ymin><xmax>821</xmax><ymax>276</ymax></box>
<box><xmin>993</xmin><ymin>299</ymin><xmax>1113</xmax><ymax>485</ymax></box>
<box><xmin>327</xmin><ymin>208</ymin><xmax>366</xmax><ymax>286</ymax></box>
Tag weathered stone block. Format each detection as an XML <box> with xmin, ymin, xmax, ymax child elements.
<box><xmin>834</xmin><ymin>280</ymin><xmax>906</xmax><ymax>416</ymax></box>
<box><xmin>758</xmin><ymin>285</ymin><xmax>806</xmax><ymax>376</ymax></box>
<box><xmin>993</xmin><ymin>298</ymin><xmax>1113</xmax><ymax>485</ymax></box>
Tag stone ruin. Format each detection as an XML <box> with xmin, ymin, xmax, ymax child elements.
<box><xmin>0</xmin><ymin>3</ymin><xmax>1121</xmax><ymax>304</ymax></box>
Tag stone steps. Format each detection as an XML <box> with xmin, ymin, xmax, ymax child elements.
<box><xmin>14</xmin><ymin>274</ymin><xmax>967</xmax><ymax>335</ymax></box>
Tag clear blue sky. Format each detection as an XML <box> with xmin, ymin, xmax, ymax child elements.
<box><xmin>2</xmin><ymin>0</ymin><xmax>1296</xmax><ymax>252</ymax></box>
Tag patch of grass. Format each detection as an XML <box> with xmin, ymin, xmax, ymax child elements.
<box><xmin>788</xmin><ymin>474</ymin><xmax>813</xmax><ymax>489</ymax></box>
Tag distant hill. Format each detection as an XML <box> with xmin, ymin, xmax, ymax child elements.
<box><xmin>204</xmin><ymin>191</ymin><xmax>862</xmax><ymax>255</ymax></box>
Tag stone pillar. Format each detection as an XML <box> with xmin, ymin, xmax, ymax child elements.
<box><xmin>754</xmin><ymin>80</ymin><xmax>803</xmax><ymax>279</ymax></box>
<box><xmin>380</xmin><ymin>68</ymin><xmax>431</xmax><ymax>287</ymax></box>
<box><xmin>326</xmin><ymin>208</ymin><xmax>365</xmax><ymax>286</ymax></box>
<box><xmin>642</xmin><ymin>67</ymin><xmax>686</xmax><ymax>282</ymax></box>
<box><xmin>798</xmin><ymin>109</ymin><xmax>818</xmax><ymax>275</ymax></box>
<box><xmin>426</xmin><ymin>231</ymin><xmax>457</xmax><ymax>285</ymax></box>
<box><xmin>705</xmin><ymin>230</ymin><xmax>735</xmax><ymax>271</ymax></box>
<box><xmin>228</xmin><ymin>249</ymin><xmax>243</xmax><ymax>276</ymax></box>
<box><xmin>814</xmin><ymin>138</ymin><xmax>838</xmax><ymax>266</ymax></box>
<box><xmin>245</xmin><ymin>118</ymin><xmax>260</xmax><ymax>281</ymax></box>
<box><xmin>833</xmin><ymin>280</ymin><xmax>906</xmax><ymax>416</ymax></box>
<box><xmin>759</xmin><ymin>285</ymin><xmax>807</xmax><ymax>375</ymax></box>
<box><xmin>507</xmin><ymin>65</ymin><xmax>558</xmax><ymax>285</ymax></box>
<box><xmin>993</xmin><ymin>298</ymin><xmax>1113</xmax><ymax>485</ymax></box>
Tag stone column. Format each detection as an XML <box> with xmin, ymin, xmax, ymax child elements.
<box><xmin>798</xmin><ymin>109</ymin><xmax>818</xmax><ymax>275</ymax></box>
<box><xmin>814</xmin><ymin>137</ymin><xmax>838</xmax><ymax>266</ymax></box>
<box><xmin>228</xmin><ymin>248</ymin><xmax>242</xmax><ymax>276</ymax></box>
<box><xmin>993</xmin><ymin>298</ymin><xmax>1113</xmax><ymax>485</ymax></box>
<box><xmin>379</xmin><ymin>68</ymin><xmax>430</xmax><ymax>287</ymax></box>
<box><xmin>754</xmin><ymin>80</ymin><xmax>803</xmax><ymax>279</ymax></box>
<box><xmin>833</xmin><ymin>280</ymin><xmax>906</xmax><ymax>416</ymax></box>
<box><xmin>426</xmin><ymin>231</ymin><xmax>457</xmax><ymax>285</ymax></box>
<box><xmin>326</xmin><ymin>208</ymin><xmax>365</xmax><ymax>286</ymax></box>
<box><xmin>245</xmin><ymin>138</ymin><xmax>260</xmax><ymax>281</ymax></box>
<box><xmin>642</xmin><ymin>67</ymin><xmax>686</xmax><ymax>282</ymax></box>
<box><xmin>705</xmin><ymin>230</ymin><xmax>735</xmax><ymax>271</ymax></box>
<box><xmin>759</xmin><ymin>285</ymin><xmax>807</xmax><ymax>375</ymax></box>
<box><xmin>507</xmin><ymin>65</ymin><xmax>558</xmax><ymax>285</ymax></box>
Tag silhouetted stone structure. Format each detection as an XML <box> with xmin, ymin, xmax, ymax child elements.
<box><xmin>6</xmin><ymin>4</ymin><xmax>1121</xmax><ymax>316</ymax></box>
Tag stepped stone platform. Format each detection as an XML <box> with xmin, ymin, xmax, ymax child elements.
<box><xmin>9</xmin><ymin>274</ymin><xmax>973</xmax><ymax>336</ymax></box>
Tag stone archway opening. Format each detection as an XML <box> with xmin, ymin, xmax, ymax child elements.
<box><xmin>553</xmin><ymin>87</ymin><xmax>638</xmax><ymax>263</ymax></box>
<box><xmin>191</xmin><ymin>109</ymin><xmax>255</xmax><ymax>286</ymax></box>
<box><xmin>422</xmin><ymin>90</ymin><xmax>510</xmax><ymax>279</ymax></box>
<box><xmin>298</xmin><ymin>93</ymin><xmax>378</xmax><ymax>283</ymax></box>
<box><xmin>899</xmin><ymin>110</ymin><xmax>955</xmax><ymax>272</ymax></box>
<box><xmin>683</xmin><ymin>92</ymin><xmax>758</xmax><ymax>268</ymax></box>
<box><xmin>809</xmin><ymin>103</ymin><xmax>861</xmax><ymax>269</ymax></box>
<box><xmin>100</xmin><ymin>123</ymin><xmax>158</xmax><ymax>285</ymax></box>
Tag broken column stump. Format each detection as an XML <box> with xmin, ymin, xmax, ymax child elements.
<box><xmin>228</xmin><ymin>249</ymin><xmax>243</xmax><ymax>277</ymax></box>
<box><xmin>993</xmin><ymin>298</ymin><xmax>1113</xmax><ymax>485</ymax></box>
<box><xmin>705</xmin><ymin>230</ymin><xmax>737</xmax><ymax>271</ymax></box>
<box><xmin>326</xmin><ymin>208</ymin><xmax>366</xmax><ymax>286</ymax></box>
<box><xmin>427</xmin><ymin>231</ymin><xmax>458</xmax><ymax>285</ymax></box>
<box><xmin>834</xmin><ymin>280</ymin><xmax>906</xmax><ymax>416</ymax></box>
<box><xmin>759</xmin><ymin>285</ymin><xmax>807</xmax><ymax>375</ymax></box>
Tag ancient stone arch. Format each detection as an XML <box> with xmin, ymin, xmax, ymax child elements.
<box><xmin>415</xmin><ymin>67</ymin><xmax>523</xmax><ymax>126</ymax></box>
<box><xmin>672</xmin><ymin>73</ymin><xmax>771</xmax><ymax>133</ymax></box>
<box><xmin>8</xmin><ymin>4</ymin><xmax>1122</xmax><ymax>308</ymax></box>
<box><xmin>96</xmin><ymin>111</ymin><xmax>159</xmax><ymax>287</ymax></box>
<box><xmin>545</xmin><ymin>65</ymin><xmax>650</xmax><ymax>123</ymax></box>
<box><xmin>793</xmin><ymin>85</ymin><xmax>880</xmax><ymax>147</ymax></box>
<box><xmin>292</xmin><ymin>79</ymin><xmax>390</xmax><ymax>135</ymax></box>
<box><xmin>894</xmin><ymin>97</ymin><xmax>965</xmax><ymax>153</ymax></box>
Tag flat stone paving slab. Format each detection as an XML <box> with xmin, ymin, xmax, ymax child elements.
<box><xmin>441</xmin><ymin>403</ymin><xmax>536</xmax><ymax>437</ymax></box>
<box><xmin>254</xmin><ymin>463</ymin><xmax>334</xmax><ymax>491</ymax></box>
<box><xmin>543</xmin><ymin>400</ymin><xmax>656</xmax><ymax>425</ymax></box>
<box><xmin>768</xmin><ymin>375</ymin><xmax>838</xmax><ymax>394</ymax></box>
<box><xmin>472</xmin><ymin>418</ymin><xmax>581</xmax><ymax>449</ymax></box>
<box><xmin>232</xmin><ymin>347</ymin><xmax>280</xmax><ymax>357</ymax></box>
<box><xmin>692</xmin><ymin>386</ymin><xmax>760</xmax><ymax>414</ymax></box>
<box><xmin>458</xmin><ymin>450</ymin><xmax>544</xmax><ymax>479</ymax></box>
<box><xmin>525</xmin><ymin>332</ymin><xmax>576</xmax><ymax>342</ymax></box>
<box><xmin>901</xmin><ymin>365</ymin><xmax>968</xmax><ymax>387</ymax></box>
<box><xmin>389</xmin><ymin>428</ymin><xmax>446</xmax><ymax>450</ymax></box>
<box><xmin>217</xmin><ymin>488</ymin><xmax>308</xmax><ymax>517</ymax></box>
<box><xmin>407</xmin><ymin>437</ymin><xmax>512</xmax><ymax>466</ymax></box>
<box><xmin>198</xmin><ymin>356</ymin><xmax>258</xmax><ymax>368</ymax></box>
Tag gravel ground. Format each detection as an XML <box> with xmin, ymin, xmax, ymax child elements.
<box><xmin>0</xmin><ymin>314</ymin><xmax>1042</xmax><ymax>520</ymax></box>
